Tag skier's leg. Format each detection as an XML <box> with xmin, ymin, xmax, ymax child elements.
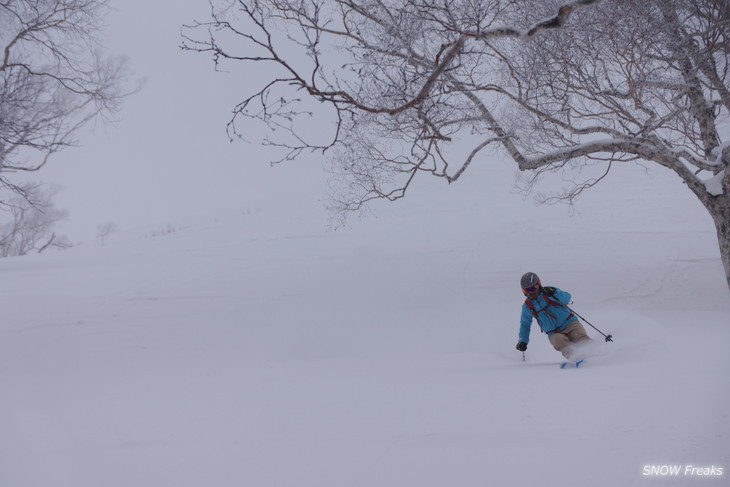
<box><xmin>563</xmin><ymin>320</ymin><xmax>590</xmax><ymax>343</ymax></box>
<box><xmin>549</xmin><ymin>332</ymin><xmax>573</xmax><ymax>359</ymax></box>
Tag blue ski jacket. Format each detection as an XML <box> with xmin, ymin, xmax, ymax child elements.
<box><xmin>518</xmin><ymin>287</ymin><xmax>575</xmax><ymax>344</ymax></box>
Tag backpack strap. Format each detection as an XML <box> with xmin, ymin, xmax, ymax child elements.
<box><xmin>525</xmin><ymin>299</ymin><xmax>546</xmax><ymax>334</ymax></box>
<box><xmin>544</xmin><ymin>295</ymin><xmax>576</xmax><ymax>323</ymax></box>
<box><xmin>525</xmin><ymin>294</ymin><xmax>575</xmax><ymax>333</ymax></box>
<box><xmin>525</xmin><ymin>297</ymin><xmax>558</xmax><ymax>320</ymax></box>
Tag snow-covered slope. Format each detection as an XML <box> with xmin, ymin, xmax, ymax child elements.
<box><xmin>1</xmin><ymin>161</ymin><xmax>728</xmax><ymax>486</ymax></box>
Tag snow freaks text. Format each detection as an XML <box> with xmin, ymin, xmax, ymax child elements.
<box><xmin>642</xmin><ymin>465</ymin><xmax>724</xmax><ymax>477</ymax></box>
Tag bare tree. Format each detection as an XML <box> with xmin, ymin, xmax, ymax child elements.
<box><xmin>182</xmin><ymin>0</ymin><xmax>730</xmax><ymax>290</ymax></box>
<box><xmin>0</xmin><ymin>183</ymin><xmax>71</xmax><ymax>257</ymax></box>
<box><xmin>0</xmin><ymin>0</ymin><xmax>133</xmax><ymax>191</ymax></box>
<box><xmin>96</xmin><ymin>220</ymin><xmax>117</xmax><ymax>245</ymax></box>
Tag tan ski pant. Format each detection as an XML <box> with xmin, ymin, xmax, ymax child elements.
<box><xmin>549</xmin><ymin>320</ymin><xmax>590</xmax><ymax>359</ymax></box>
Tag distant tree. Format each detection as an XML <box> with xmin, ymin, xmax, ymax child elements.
<box><xmin>0</xmin><ymin>0</ymin><xmax>133</xmax><ymax>190</ymax></box>
<box><xmin>0</xmin><ymin>183</ymin><xmax>71</xmax><ymax>257</ymax></box>
<box><xmin>96</xmin><ymin>220</ymin><xmax>117</xmax><ymax>245</ymax></box>
<box><xmin>182</xmin><ymin>0</ymin><xmax>730</xmax><ymax>290</ymax></box>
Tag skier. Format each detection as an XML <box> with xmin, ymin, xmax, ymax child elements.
<box><xmin>515</xmin><ymin>272</ymin><xmax>590</xmax><ymax>360</ymax></box>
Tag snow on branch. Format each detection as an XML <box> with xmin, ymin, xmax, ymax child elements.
<box><xmin>703</xmin><ymin>169</ymin><xmax>726</xmax><ymax>196</ymax></box>
<box><xmin>466</xmin><ymin>0</ymin><xmax>603</xmax><ymax>41</ymax></box>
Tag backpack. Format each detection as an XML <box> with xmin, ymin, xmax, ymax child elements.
<box><xmin>524</xmin><ymin>288</ymin><xmax>574</xmax><ymax>333</ymax></box>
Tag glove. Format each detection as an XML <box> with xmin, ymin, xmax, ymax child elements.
<box><xmin>542</xmin><ymin>286</ymin><xmax>556</xmax><ymax>297</ymax></box>
<box><xmin>516</xmin><ymin>342</ymin><xmax>527</xmax><ymax>352</ymax></box>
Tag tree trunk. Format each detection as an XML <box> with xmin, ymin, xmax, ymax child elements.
<box><xmin>676</xmin><ymin>165</ymin><xmax>730</xmax><ymax>292</ymax></box>
<box><xmin>705</xmin><ymin>194</ymin><xmax>730</xmax><ymax>292</ymax></box>
<box><xmin>713</xmin><ymin>207</ymin><xmax>730</xmax><ymax>293</ymax></box>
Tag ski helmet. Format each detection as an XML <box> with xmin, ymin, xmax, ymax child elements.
<box><xmin>520</xmin><ymin>272</ymin><xmax>540</xmax><ymax>290</ymax></box>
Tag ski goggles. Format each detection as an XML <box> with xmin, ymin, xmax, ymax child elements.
<box><xmin>523</xmin><ymin>285</ymin><xmax>540</xmax><ymax>294</ymax></box>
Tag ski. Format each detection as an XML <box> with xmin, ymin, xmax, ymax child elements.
<box><xmin>560</xmin><ymin>359</ymin><xmax>585</xmax><ymax>369</ymax></box>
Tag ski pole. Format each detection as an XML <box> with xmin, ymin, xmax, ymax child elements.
<box><xmin>567</xmin><ymin>306</ymin><xmax>613</xmax><ymax>342</ymax></box>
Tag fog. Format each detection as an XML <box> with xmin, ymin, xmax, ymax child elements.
<box><xmin>35</xmin><ymin>0</ymin><xmax>329</xmax><ymax>243</ymax></box>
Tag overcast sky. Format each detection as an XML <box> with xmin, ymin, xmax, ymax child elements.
<box><xmin>28</xmin><ymin>0</ymin><xmax>712</xmax><ymax>248</ymax></box>
<box><xmin>33</xmin><ymin>0</ymin><xmax>331</xmax><ymax>243</ymax></box>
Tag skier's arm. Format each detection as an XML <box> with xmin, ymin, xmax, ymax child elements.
<box><xmin>518</xmin><ymin>304</ymin><xmax>533</xmax><ymax>344</ymax></box>
<box><xmin>550</xmin><ymin>287</ymin><xmax>572</xmax><ymax>306</ymax></box>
